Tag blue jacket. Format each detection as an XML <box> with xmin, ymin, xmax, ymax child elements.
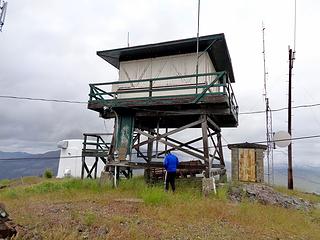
<box><xmin>163</xmin><ymin>153</ymin><xmax>179</xmax><ymax>173</ymax></box>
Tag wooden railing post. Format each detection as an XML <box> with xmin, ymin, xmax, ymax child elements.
<box><xmin>149</xmin><ymin>80</ymin><xmax>153</xmax><ymax>98</ymax></box>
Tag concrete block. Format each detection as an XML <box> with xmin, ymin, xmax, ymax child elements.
<box><xmin>202</xmin><ymin>177</ymin><xmax>216</xmax><ymax>196</ymax></box>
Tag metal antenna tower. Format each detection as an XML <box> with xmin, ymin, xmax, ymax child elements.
<box><xmin>0</xmin><ymin>0</ymin><xmax>8</xmax><ymax>32</ymax></box>
<box><xmin>262</xmin><ymin>23</ymin><xmax>274</xmax><ymax>185</ymax></box>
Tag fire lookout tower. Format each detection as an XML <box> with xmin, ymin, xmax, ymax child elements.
<box><xmin>84</xmin><ymin>33</ymin><xmax>238</xmax><ymax>181</ymax></box>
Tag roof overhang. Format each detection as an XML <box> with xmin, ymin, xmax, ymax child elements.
<box><xmin>97</xmin><ymin>33</ymin><xmax>235</xmax><ymax>83</ymax></box>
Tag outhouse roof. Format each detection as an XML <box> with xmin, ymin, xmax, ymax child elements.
<box><xmin>227</xmin><ymin>142</ymin><xmax>268</xmax><ymax>150</ymax></box>
<box><xmin>97</xmin><ymin>33</ymin><xmax>235</xmax><ymax>83</ymax></box>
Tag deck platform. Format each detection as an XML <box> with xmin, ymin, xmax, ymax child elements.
<box><xmin>88</xmin><ymin>72</ymin><xmax>238</xmax><ymax>128</ymax></box>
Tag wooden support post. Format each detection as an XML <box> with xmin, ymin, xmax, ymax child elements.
<box><xmin>94</xmin><ymin>158</ymin><xmax>98</xmax><ymax>178</ymax></box>
<box><xmin>147</xmin><ymin>129</ymin><xmax>153</xmax><ymax>162</ymax></box>
<box><xmin>81</xmin><ymin>135</ymin><xmax>87</xmax><ymax>179</ymax></box>
<box><xmin>81</xmin><ymin>156</ymin><xmax>85</xmax><ymax>179</ymax></box>
<box><xmin>145</xmin><ymin>129</ymin><xmax>154</xmax><ymax>183</ymax></box>
<box><xmin>217</xmin><ymin>132</ymin><xmax>227</xmax><ymax>182</ymax></box>
<box><xmin>201</xmin><ymin>115</ymin><xmax>210</xmax><ymax>178</ymax></box>
<box><xmin>156</xmin><ymin>118</ymin><xmax>160</xmax><ymax>159</ymax></box>
<box><xmin>94</xmin><ymin>137</ymin><xmax>99</xmax><ymax>178</ymax></box>
<box><xmin>217</xmin><ymin>132</ymin><xmax>225</xmax><ymax>166</ymax></box>
<box><xmin>165</xmin><ymin>128</ymin><xmax>168</xmax><ymax>153</ymax></box>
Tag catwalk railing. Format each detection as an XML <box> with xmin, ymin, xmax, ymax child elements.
<box><xmin>88</xmin><ymin>71</ymin><xmax>238</xmax><ymax>114</ymax></box>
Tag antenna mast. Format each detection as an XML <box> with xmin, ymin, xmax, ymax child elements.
<box><xmin>195</xmin><ymin>0</ymin><xmax>200</xmax><ymax>94</ymax></box>
<box><xmin>262</xmin><ymin>23</ymin><xmax>274</xmax><ymax>185</ymax></box>
<box><xmin>0</xmin><ymin>0</ymin><xmax>8</xmax><ymax>32</ymax></box>
<box><xmin>287</xmin><ymin>0</ymin><xmax>297</xmax><ymax>190</ymax></box>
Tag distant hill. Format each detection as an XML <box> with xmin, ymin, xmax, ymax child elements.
<box><xmin>272</xmin><ymin>165</ymin><xmax>320</xmax><ymax>194</ymax></box>
<box><xmin>0</xmin><ymin>150</ymin><xmax>60</xmax><ymax>179</ymax></box>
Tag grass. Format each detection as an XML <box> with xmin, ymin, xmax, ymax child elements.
<box><xmin>0</xmin><ymin>176</ymin><xmax>319</xmax><ymax>239</ymax></box>
<box><xmin>0</xmin><ymin>179</ymin><xmax>10</xmax><ymax>186</ymax></box>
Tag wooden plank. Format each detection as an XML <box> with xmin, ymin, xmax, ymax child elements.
<box><xmin>239</xmin><ymin>148</ymin><xmax>256</xmax><ymax>182</ymax></box>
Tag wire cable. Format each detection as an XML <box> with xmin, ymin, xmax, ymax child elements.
<box><xmin>2</xmin><ymin>133</ymin><xmax>320</xmax><ymax>161</ymax></box>
<box><xmin>2</xmin><ymin>94</ymin><xmax>320</xmax><ymax>115</ymax></box>
<box><xmin>0</xmin><ymin>95</ymin><xmax>87</xmax><ymax>104</ymax></box>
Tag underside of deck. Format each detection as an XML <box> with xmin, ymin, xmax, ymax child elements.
<box><xmin>88</xmin><ymin>93</ymin><xmax>238</xmax><ymax>128</ymax></box>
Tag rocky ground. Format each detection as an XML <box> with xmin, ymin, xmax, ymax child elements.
<box><xmin>0</xmin><ymin>203</ymin><xmax>17</xmax><ymax>239</ymax></box>
<box><xmin>228</xmin><ymin>183</ymin><xmax>314</xmax><ymax>210</ymax></box>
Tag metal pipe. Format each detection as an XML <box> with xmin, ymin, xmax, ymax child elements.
<box><xmin>195</xmin><ymin>0</ymin><xmax>200</xmax><ymax>94</ymax></box>
<box><xmin>288</xmin><ymin>48</ymin><xmax>293</xmax><ymax>190</ymax></box>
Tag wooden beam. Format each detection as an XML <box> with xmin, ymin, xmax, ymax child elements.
<box><xmin>217</xmin><ymin>132</ymin><xmax>225</xmax><ymax>167</ymax></box>
<box><xmin>133</xmin><ymin>118</ymin><xmax>204</xmax><ymax>148</ymax></box>
<box><xmin>155</xmin><ymin>131</ymin><xmax>216</xmax><ymax>157</ymax></box>
<box><xmin>147</xmin><ymin>129</ymin><xmax>153</xmax><ymax>162</ymax></box>
<box><xmin>134</xmin><ymin>146</ymin><xmax>148</xmax><ymax>162</ymax></box>
<box><xmin>207</xmin><ymin>116</ymin><xmax>221</xmax><ymax>132</ymax></box>
<box><xmin>201</xmin><ymin>115</ymin><xmax>210</xmax><ymax>178</ymax></box>
<box><xmin>136</xmin><ymin>129</ymin><xmax>205</xmax><ymax>160</ymax></box>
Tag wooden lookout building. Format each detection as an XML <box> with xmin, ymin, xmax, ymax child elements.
<box><xmin>82</xmin><ymin>33</ymin><xmax>238</xmax><ymax>181</ymax></box>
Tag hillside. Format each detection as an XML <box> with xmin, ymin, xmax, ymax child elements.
<box><xmin>0</xmin><ymin>177</ymin><xmax>319</xmax><ymax>239</ymax></box>
<box><xmin>0</xmin><ymin>150</ymin><xmax>60</xmax><ymax>179</ymax></box>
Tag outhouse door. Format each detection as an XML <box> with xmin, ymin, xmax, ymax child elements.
<box><xmin>239</xmin><ymin>148</ymin><xmax>256</xmax><ymax>182</ymax></box>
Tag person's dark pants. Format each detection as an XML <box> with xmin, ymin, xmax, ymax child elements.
<box><xmin>165</xmin><ymin>172</ymin><xmax>176</xmax><ymax>192</ymax></box>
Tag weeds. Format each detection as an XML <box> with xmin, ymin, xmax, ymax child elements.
<box><xmin>83</xmin><ymin>211</ymin><xmax>96</xmax><ymax>226</ymax></box>
<box><xmin>43</xmin><ymin>169</ymin><xmax>53</xmax><ymax>179</ymax></box>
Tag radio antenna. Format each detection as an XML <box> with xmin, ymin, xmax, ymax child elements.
<box><xmin>262</xmin><ymin>22</ymin><xmax>274</xmax><ymax>185</ymax></box>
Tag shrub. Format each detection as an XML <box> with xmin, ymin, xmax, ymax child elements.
<box><xmin>43</xmin><ymin>169</ymin><xmax>53</xmax><ymax>179</ymax></box>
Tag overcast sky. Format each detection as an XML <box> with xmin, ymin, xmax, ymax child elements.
<box><xmin>1</xmin><ymin>0</ymin><xmax>320</xmax><ymax>168</ymax></box>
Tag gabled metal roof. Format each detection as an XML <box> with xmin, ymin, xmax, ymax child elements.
<box><xmin>97</xmin><ymin>33</ymin><xmax>235</xmax><ymax>82</ymax></box>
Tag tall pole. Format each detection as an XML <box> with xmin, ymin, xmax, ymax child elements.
<box><xmin>262</xmin><ymin>23</ymin><xmax>273</xmax><ymax>185</ymax></box>
<box><xmin>195</xmin><ymin>0</ymin><xmax>200</xmax><ymax>94</ymax></box>
<box><xmin>288</xmin><ymin>48</ymin><xmax>293</xmax><ymax>190</ymax></box>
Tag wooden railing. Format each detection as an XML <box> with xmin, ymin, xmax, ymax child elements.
<box><xmin>88</xmin><ymin>71</ymin><xmax>238</xmax><ymax>113</ymax></box>
<box><xmin>82</xmin><ymin>133</ymin><xmax>113</xmax><ymax>157</ymax></box>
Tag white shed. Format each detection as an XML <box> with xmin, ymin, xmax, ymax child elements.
<box><xmin>56</xmin><ymin>139</ymin><xmax>105</xmax><ymax>178</ymax></box>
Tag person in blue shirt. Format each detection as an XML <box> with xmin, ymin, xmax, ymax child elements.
<box><xmin>163</xmin><ymin>150</ymin><xmax>179</xmax><ymax>192</ymax></box>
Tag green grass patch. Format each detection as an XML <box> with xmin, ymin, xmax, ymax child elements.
<box><xmin>83</xmin><ymin>211</ymin><xmax>97</xmax><ymax>226</ymax></box>
<box><xmin>214</xmin><ymin>185</ymin><xmax>229</xmax><ymax>201</ymax></box>
<box><xmin>139</xmin><ymin>186</ymin><xmax>170</xmax><ymax>205</ymax></box>
<box><xmin>0</xmin><ymin>178</ymin><xmax>107</xmax><ymax>199</ymax></box>
<box><xmin>0</xmin><ymin>179</ymin><xmax>10</xmax><ymax>186</ymax></box>
<box><xmin>118</xmin><ymin>176</ymin><xmax>146</xmax><ymax>193</ymax></box>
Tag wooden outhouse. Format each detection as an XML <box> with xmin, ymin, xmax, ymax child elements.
<box><xmin>228</xmin><ymin>143</ymin><xmax>267</xmax><ymax>183</ymax></box>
